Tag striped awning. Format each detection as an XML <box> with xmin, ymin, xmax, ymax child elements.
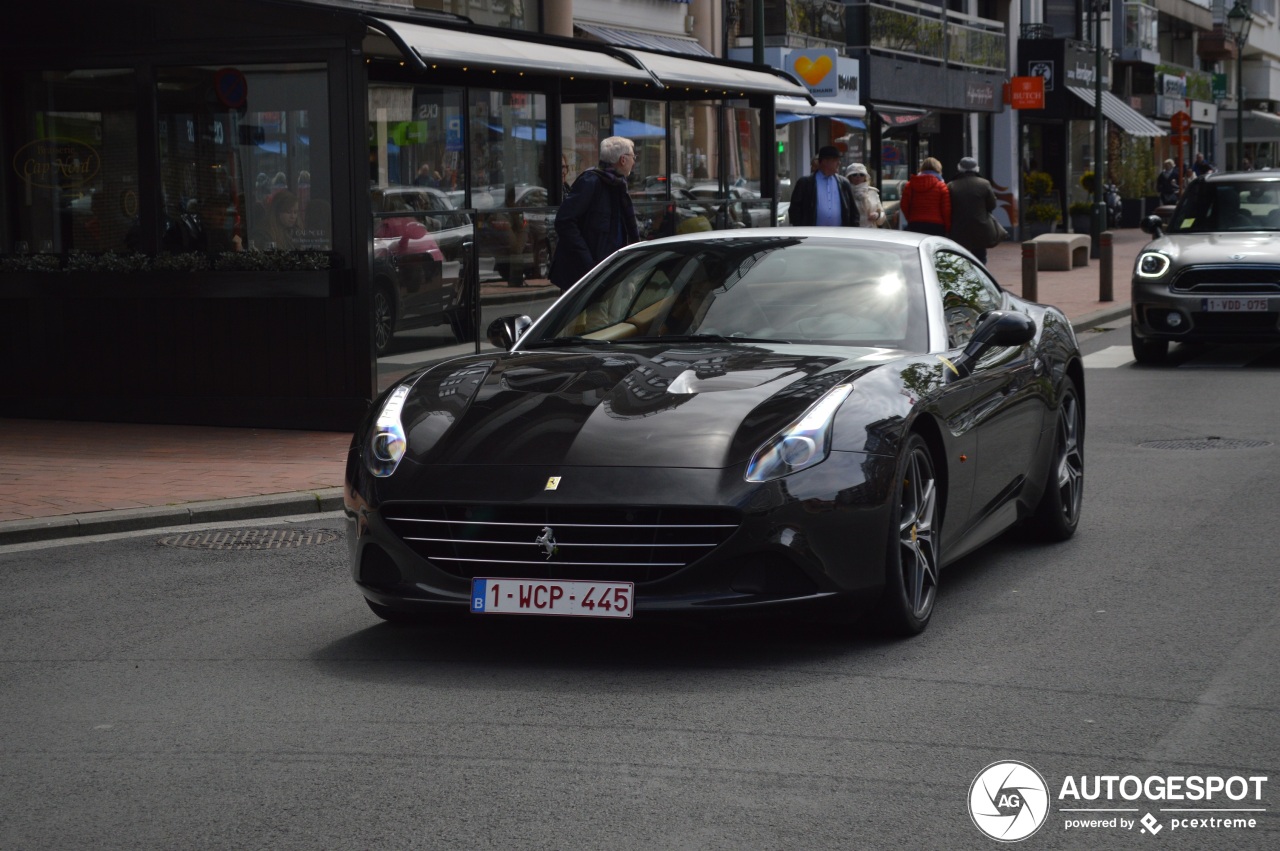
<box><xmin>1066</xmin><ymin>87</ymin><xmax>1163</xmax><ymax>137</ymax></box>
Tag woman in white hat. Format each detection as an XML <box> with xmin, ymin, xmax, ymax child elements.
<box><xmin>845</xmin><ymin>163</ymin><xmax>884</xmax><ymax>228</ymax></box>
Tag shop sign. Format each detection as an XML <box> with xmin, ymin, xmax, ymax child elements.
<box><xmin>786</xmin><ymin>49</ymin><xmax>838</xmax><ymax>98</ymax></box>
<box><xmin>1010</xmin><ymin>76</ymin><xmax>1045</xmax><ymax>110</ymax></box>
<box><xmin>966</xmin><ymin>81</ymin><xmax>995</xmax><ymax>109</ymax></box>
<box><xmin>1028</xmin><ymin>60</ymin><xmax>1055</xmax><ymax>92</ymax></box>
<box><xmin>12</xmin><ymin>137</ymin><xmax>99</xmax><ymax>189</ymax></box>
<box><xmin>1212</xmin><ymin>73</ymin><xmax>1228</xmax><ymax>102</ymax></box>
<box><xmin>1160</xmin><ymin>73</ymin><xmax>1187</xmax><ymax>99</ymax></box>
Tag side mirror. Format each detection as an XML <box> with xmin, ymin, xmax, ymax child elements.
<box><xmin>1142</xmin><ymin>214</ymin><xmax>1164</xmax><ymax>237</ymax></box>
<box><xmin>949</xmin><ymin>310</ymin><xmax>1036</xmax><ymax>379</ymax></box>
<box><xmin>487</xmin><ymin>314</ymin><xmax>533</xmax><ymax>350</ymax></box>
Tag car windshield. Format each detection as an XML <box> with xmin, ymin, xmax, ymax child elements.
<box><xmin>532</xmin><ymin>236</ymin><xmax>929</xmax><ymax>350</ymax></box>
<box><xmin>1169</xmin><ymin>180</ymin><xmax>1280</xmax><ymax>232</ymax></box>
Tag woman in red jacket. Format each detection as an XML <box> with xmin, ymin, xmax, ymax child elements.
<box><xmin>900</xmin><ymin>157</ymin><xmax>951</xmax><ymax>236</ymax></box>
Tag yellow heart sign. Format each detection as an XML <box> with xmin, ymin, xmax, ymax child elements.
<box><xmin>793</xmin><ymin>55</ymin><xmax>833</xmax><ymax>87</ymax></box>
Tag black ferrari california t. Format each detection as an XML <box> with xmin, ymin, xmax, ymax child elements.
<box><xmin>345</xmin><ymin>229</ymin><xmax>1085</xmax><ymax>636</ymax></box>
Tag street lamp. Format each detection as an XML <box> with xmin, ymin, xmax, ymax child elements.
<box><xmin>1227</xmin><ymin>0</ymin><xmax>1254</xmax><ymax>171</ymax></box>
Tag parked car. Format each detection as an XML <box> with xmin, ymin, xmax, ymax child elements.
<box><xmin>473</xmin><ymin>184</ymin><xmax>552</xmax><ymax>285</ymax></box>
<box><xmin>370</xmin><ymin>187</ymin><xmax>475</xmax><ymax>355</ymax></box>
<box><xmin>1131</xmin><ymin>171</ymin><xmax>1280</xmax><ymax>363</ymax></box>
<box><xmin>346</xmin><ymin>228</ymin><xmax>1085</xmax><ymax>636</ymax></box>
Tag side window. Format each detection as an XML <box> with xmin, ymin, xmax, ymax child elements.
<box><xmin>934</xmin><ymin>250</ymin><xmax>1002</xmax><ymax>348</ymax></box>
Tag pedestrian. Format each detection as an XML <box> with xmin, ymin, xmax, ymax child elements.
<box><xmin>899</xmin><ymin>157</ymin><xmax>950</xmax><ymax>236</ymax></box>
<box><xmin>946</xmin><ymin>157</ymin><xmax>999</xmax><ymax>263</ymax></box>
<box><xmin>1241</xmin><ymin>156</ymin><xmax>1253</xmax><ymax>172</ymax></box>
<box><xmin>788</xmin><ymin>145</ymin><xmax>859</xmax><ymax>227</ymax></box>
<box><xmin>548</xmin><ymin>136</ymin><xmax>639</xmax><ymax>291</ymax></box>
<box><xmin>844</xmin><ymin>163</ymin><xmax>884</xmax><ymax>228</ymax></box>
<box><xmin>1191</xmin><ymin>152</ymin><xmax>1214</xmax><ymax>178</ymax></box>
<box><xmin>1157</xmin><ymin>159</ymin><xmax>1180</xmax><ymax>206</ymax></box>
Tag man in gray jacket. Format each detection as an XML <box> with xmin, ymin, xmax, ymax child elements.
<box><xmin>947</xmin><ymin>156</ymin><xmax>998</xmax><ymax>263</ymax></box>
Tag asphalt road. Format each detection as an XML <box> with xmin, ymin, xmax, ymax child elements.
<box><xmin>2</xmin><ymin>325</ymin><xmax>1278</xmax><ymax>850</ymax></box>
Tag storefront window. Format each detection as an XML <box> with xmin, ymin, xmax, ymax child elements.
<box><xmin>157</xmin><ymin>63</ymin><xmax>331</xmax><ymax>257</ymax></box>
<box><xmin>615</xmin><ymin>98</ymin><xmax>668</xmax><ymax>237</ymax></box>
<box><xmin>562</xmin><ymin>102</ymin><xmax>604</xmax><ymax>191</ymax></box>
<box><xmin>11</xmin><ymin>69</ymin><xmax>137</xmax><ymax>256</ymax></box>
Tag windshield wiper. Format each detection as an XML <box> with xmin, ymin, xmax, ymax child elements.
<box><xmin>522</xmin><ymin>336</ymin><xmax>613</xmax><ymax>347</ymax></box>
<box><xmin>627</xmin><ymin>334</ymin><xmax>790</xmax><ymax>345</ymax></box>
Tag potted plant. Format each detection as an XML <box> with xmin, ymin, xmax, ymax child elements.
<box><xmin>1113</xmin><ymin>136</ymin><xmax>1157</xmax><ymax>227</ymax></box>
<box><xmin>1023</xmin><ymin>171</ymin><xmax>1060</xmax><ymax>238</ymax></box>
<box><xmin>1068</xmin><ymin>202</ymin><xmax>1093</xmax><ymax>234</ymax></box>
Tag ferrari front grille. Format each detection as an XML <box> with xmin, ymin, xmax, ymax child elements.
<box><xmin>380</xmin><ymin>503</ymin><xmax>741</xmax><ymax>583</ymax></box>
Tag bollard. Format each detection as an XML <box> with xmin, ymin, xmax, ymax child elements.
<box><xmin>1021</xmin><ymin>241</ymin><xmax>1038</xmax><ymax>303</ymax></box>
<box><xmin>1099</xmin><ymin>230</ymin><xmax>1114</xmax><ymax>302</ymax></box>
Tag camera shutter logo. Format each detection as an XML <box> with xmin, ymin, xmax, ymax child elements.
<box><xmin>968</xmin><ymin>761</ymin><xmax>1050</xmax><ymax>842</ymax></box>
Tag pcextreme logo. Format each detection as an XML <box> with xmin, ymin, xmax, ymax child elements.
<box><xmin>968</xmin><ymin>760</ymin><xmax>1269</xmax><ymax>842</ymax></box>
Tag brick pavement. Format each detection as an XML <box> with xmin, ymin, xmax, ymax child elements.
<box><xmin>0</xmin><ymin>227</ymin><xmax>1148</xmax><ymax>541</ymax></box>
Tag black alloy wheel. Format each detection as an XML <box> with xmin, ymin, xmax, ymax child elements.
<box><xmin>372</xmin><ymin>284</ymin><xmax>396</xmax><ymax>356</ymax></box>
<box><xmin>1029</xmin><ymin>377</ymin><xmax>1084</xmax><ymax>541</ymax></box>
<box><xmin>1131</xmin><ymin>325</ymin><xmax>1168</xmax><ymax>364</ymax></box>
<box><xmin>880</xmin><ymin>433</ymin><xmax>940</xmax><ymax>636</ymax></box>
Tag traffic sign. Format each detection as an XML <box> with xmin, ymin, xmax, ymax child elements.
<box><xmin>1170</xmin><ymin>111</ymin><xmax>1192</xmax><ymax>133</ymax></box>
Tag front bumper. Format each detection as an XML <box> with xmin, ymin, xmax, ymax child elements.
<box><xmin>1131</xmin><ymin>279</ymin><xmax>1280</xmax><ymax>345</ymax></box>
<box><xmin>345</xmin><ymin>453</ymin><xmax>898</xmax><ymax>616</ymax></box>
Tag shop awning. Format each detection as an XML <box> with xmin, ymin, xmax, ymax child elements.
<box><xmin>1066</xmin><ymin>87</ymin><xmax>1163</xmax><ymax>137</ymax></box>
<box><xmin>365</xmin><ymin>18</ymin><xmax>653</xmax><ymax>83</ymax></box>
<box><xmin>1223</xmin><ymin>110</ymin><xmax>1280</xmax><ymax>140</ymax></box>
<box><xmin>775</xmin><ymin>95</ymin><xmax>867</xmax><ymax>129</ymax></box>
<box><xmin>576</xmin><ymin>23</ymin><xmax>713</xmax><ymax>58</ymax></box>
<box><xmin>617</xmin><ymin>48</ymin><xmax>813</xmax><ymax>99</ymax></box>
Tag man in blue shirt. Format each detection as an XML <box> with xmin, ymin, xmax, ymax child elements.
<box><xmin>788</xmin><ymin>146</ymin><xmax>859</xmax><ymax>228</ymax></box>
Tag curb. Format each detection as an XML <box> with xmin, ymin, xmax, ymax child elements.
<box><xmin>0</xmin><ymin>488</ymin><xmax>345</xmax><ymax>547</ymax></box>
<box><xmin>1070</xmin><ymin>303</ymin><xmax>1131</xmax><ymax>333</ymax></box>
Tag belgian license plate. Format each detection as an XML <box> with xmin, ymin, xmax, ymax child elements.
<box><xmin>1202</xmin><ymin>297</ymin><xmax>1269</xmax><ymax>312</ymax></box>
<box><xmin>470</xmin><ymin>578</ymin><xmax>634</xmax><ymax>619</ymax></box>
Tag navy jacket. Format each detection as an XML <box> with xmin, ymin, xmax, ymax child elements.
<box><xmin>548</xmin><ymin>167</ymin><xmax>639</xmax><ymax>290</ymax></box>
<box><xmin>788</xmin><ymin>172</ymin><xmax>859</xmax><ymax>228</ymax></box>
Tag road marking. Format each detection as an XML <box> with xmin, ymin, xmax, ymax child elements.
<box><xmin>1084</xmin><ymin>346</ymin><xmax>1135</xmax><ymax>368</ymax></box>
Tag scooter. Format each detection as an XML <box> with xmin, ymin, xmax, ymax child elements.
<box><xmin>1104</xmin><ymin>182</ymin><xmax>1123</xmax><ymax>228</ymax></box>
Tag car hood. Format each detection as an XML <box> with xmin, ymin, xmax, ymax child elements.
<box><xmin>1146</xmin><ymin>232</ymin><xmax>1280</xmax><ymax>266</ymax></box>
<box><xmin>392</xmin><ymin>344</ymin><xmax>897</xmax><ymax>468</ymax></box>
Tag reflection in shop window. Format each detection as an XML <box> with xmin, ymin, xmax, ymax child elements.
<box><xmin>10</xmin><ymin>69</ymin><xmax>137</xmax><ymax>257</ymax></box>
<box><xmin>158</xmin><ymin>64</ymin><xmax>331</xmax><ymax>261</ymax></box>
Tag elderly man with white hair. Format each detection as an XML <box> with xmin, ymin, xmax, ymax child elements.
<box><xmin>844</xmin><ymin>163</ymin><xmax>884</xmax><ymax>228</ymax></box>
<box><xmin>549</xmin><ymin>135</ymin><xmax>640</xmax><ymax>291</ymax></box>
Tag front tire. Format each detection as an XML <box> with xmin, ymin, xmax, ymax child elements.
<box><xmin>878</xmin><ymin>434</ymin><xmax>940</xmax><ymax>637</ymax></box>
<box><xmin>1131</xmin><ymin>326</ymin><xmax>1168</xmax><ymax>364</ymax></box>
<box><xmin>1028</xmin><ymin>377</ymin><xmax>1084</xmax><ymax>541</ymax></box>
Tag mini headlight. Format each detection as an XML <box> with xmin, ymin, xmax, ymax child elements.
<box><xmin>1136</xmin><ymin>252</ymin><xmax>1171</xmax><ymax>279</ymax></box>
<box><xmin>367</xmin><ymin>385</ymin><xmax>411</xmax><ymax>477</ymax></box>
<box><xmin>745</xmin><ymin>384</ymin><xmax>853</xmax><ymax>483</ymax></box>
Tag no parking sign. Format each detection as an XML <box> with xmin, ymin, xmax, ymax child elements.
<box><xmin>214</xmin><ymin>68</ymin><xmax>248</xmax><ymax>110</ymax></box>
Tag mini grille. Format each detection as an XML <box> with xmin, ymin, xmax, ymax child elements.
<box><xmin>1173</xmin><ymin>266</ymin><xmax>1280</xmax><ymax>293</ymax></box>
<box><xmin>380</xmin><ymin>503</ymin><xmax>741</xmax><ymax>583</ymax></box>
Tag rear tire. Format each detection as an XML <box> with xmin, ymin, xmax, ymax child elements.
<box><xmin>1131</xmin><ymin>326</ymin><xmax>1168</xmax><ymax>364</ymax></box>
<box><xmin>878</xmin><ymin>433</ymin><xmax>940</xmax><ymax>637</ymax></box>
<box><xmin>1028</xmin><ymin>377</ymin><xmax>1084</xmax><ymax>541</ymax></box>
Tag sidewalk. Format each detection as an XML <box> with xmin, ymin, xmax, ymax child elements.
<box><xmin>0</xmin><ymin>228</ymin><xmax>1146</xmax><ymax>545</ymax></box>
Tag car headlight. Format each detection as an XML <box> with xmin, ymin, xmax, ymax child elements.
<box><xmin>367</xmin><ymin>385</ymin><xmax>411</xmax><ymax>477</ymax></box>
<box><xmin>745</xmin><ymin>384</ymin><xmax>853</xmax><ymax>483</ymax></box>
<box><xmin>1136</xmin><ymin>251</ymin><xmax>1171</xmax><ymax>279</ymax></box>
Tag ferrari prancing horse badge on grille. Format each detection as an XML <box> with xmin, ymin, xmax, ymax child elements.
<box><xmin>545</xmin><ymin>476</ymin><xmax>561</xmax><ymax>490</ymax></box>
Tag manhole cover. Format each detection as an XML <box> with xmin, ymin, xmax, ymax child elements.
<box><xmin>158</xmin><ymin>528</ymin><xmax>340</xmax><ymax>550</ymax></box>
<box><xmin>1139</xmin><ymin>437</ymin><xmax>1272</xmax><ymax>451</ymax></box>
